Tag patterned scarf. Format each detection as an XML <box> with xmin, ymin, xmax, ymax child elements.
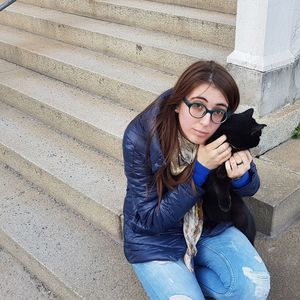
<box><xmin>170</xmin><ymin>133</ymin><xmax>204</xmax><ymax>272</ymax></box>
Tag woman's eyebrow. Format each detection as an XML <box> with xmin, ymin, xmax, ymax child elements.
<box><xmin>190</xmin><ymin>96</ymin><xmax>228</xmax><ymax>109</ymax></box>
<box><xmin>191</xmin><ymin>96</ymin><xmax>207</xmax><ymax>101</ymax></box>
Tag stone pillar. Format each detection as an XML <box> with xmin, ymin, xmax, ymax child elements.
<box><xmin>227</xmin><ymin>0</ymin><xmax>300</xmax><ymax>117</ymax></box>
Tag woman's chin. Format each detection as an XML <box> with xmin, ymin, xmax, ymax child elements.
<box><xmin>188</xmin><ymin>135</ymin><xmax>209</xmax><ymax>145</ymax></box>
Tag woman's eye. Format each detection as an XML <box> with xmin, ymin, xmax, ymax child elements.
<box><xmin>191</xmin><ymin>103</ymin><xmax>205</xmax><ymax>110</ymax></box>
<box><xmin>213</xmin><ymin>110</ymin><xmax>225</xmax><ymax>116</ymax></box>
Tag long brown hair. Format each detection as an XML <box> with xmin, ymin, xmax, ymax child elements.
<box><xmin>146</xmin><ymin>61</ymin><xmax>240</xmax><ymax>201</ymax></box>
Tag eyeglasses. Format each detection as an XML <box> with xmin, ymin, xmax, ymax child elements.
<box><xmin>183</xmin><ymin>98</ymin><xmax>231</xmax><ymax>124</ymax></box>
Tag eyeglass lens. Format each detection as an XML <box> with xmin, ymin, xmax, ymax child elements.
<box><xmin>189</xmin><ymin>103</ymin><xmax>227</xmax><ymax>123</ymax></box>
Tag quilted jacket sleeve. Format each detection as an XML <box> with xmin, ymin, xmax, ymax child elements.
<box><xmin>123</xmin><ymin>120</ymin><xmax>204</xmax><ymax>234</ymax></box>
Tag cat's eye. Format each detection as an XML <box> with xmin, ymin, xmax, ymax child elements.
<box><xmin>183</xmin><ymin>98</ymin><xmax>231</xmax><ymax>124</ymax></box>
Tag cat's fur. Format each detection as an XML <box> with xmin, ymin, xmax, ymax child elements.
<box><xmin>202</xmin><ymin>108</ymin><xmax>266</xmax><ymax>244</ymax></box>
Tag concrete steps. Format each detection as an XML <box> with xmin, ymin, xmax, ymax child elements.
<box><xmin>0</xmin><ymin>59</ymin><xmax>136</xmax><ymax>161</ymax></box>
<box><xmin>0</xmin><ymin>1</ymin><xmax>299</xmax><ymax>298</ymax></box>
<box><xmin>0</xmin><ymin>2</ymin><xmax>231</xmax><ymax>75</ymax></box>
<box><xmin>0</xmin><ymin>247</ymin><xmax>57</xmax><ymax>299</ymax></box>
<box><xmin>19</xmin><ymin>0</ymin><xmax>236</xmax><ymax>48</ymax></box>
<box><xmin>0</xmin><ymin>24</ymin><xmax>177</xmax><ymax>112</ymax></box>
<box><xmin>247</xmin><ymin>143</ymin><xmax>300</xmax><ymax>237</ymax></box>
<box><xmin>0</xmin><ymin>101</ymin><xmax>125</xmax><ymax>240</ymax></box>
<box><xmin>253</xmin><ymin>138</ymin><xmax>300</xmax><ymax>236</ymax></box>
<box><xmin>0</xmin><ymin>162</ymin><xmax>147</xmax><ymax>299</ymax></box>
<box><xmin>150</xmin><ymin>0</ymin><xmax>237</xmax><ymax>14</ymax></box>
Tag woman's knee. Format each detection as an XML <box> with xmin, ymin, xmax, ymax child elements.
<box><xmin>195</xmin><ymin>227</ymin><xmax>271</xmax><ymax>299</ymax></box>
<box><xmin>133</xmin><ymin>260</ymin><xmax>205</xmax><ymax>300</ymax></box>
<box><xmin>228</xmin><ymin>266</ymin><xmax>270</xmax><ymax>300</ymax></box>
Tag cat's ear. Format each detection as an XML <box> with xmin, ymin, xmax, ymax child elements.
<box><xmin>251</xmin><ymin>123</ymin><xmax>267</xmax><ymax>135</ymax></box>
<box><xmin>245</xmin><ymin>108</ymin><xmax>254</xmax><ymax>117</ymax></box>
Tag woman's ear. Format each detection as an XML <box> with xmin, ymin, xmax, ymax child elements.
<box><xmin>174</xmin><ymin>105</ymin><xmax>180</xmax><ymax>113</ymax></box>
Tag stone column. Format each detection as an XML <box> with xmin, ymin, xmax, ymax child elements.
<box><xmin>227</xmin><ymin>0</ymin><xmax>300</xmax><ymax>117</ymax></box>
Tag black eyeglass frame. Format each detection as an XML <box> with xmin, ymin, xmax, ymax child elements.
<box><xmin>182</xmin><ymin>98</ymin><xmax>232</xmax><ymax>124</ymax></box>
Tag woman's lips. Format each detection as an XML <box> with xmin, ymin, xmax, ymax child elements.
<box><xmin>193</xmin><ymin>129</ymin><xmax>209</xmax><ymax>137</ymax></box>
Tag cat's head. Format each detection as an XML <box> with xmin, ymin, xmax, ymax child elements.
<box><xmin>206</xmin><ymin>108</ymin><xmax>266</xmax><ymax>151</ymax></box>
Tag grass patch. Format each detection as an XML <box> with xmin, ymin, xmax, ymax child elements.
<box><xmin>292</xmin><ymin>123</ymin><xmax>300</xmax><ymax>139</ymax></box>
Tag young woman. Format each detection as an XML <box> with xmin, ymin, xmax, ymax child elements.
<box><xmin>122</xmin><ymin>61</ymin><xmax>270</xmax><ymax>300</ymax></box>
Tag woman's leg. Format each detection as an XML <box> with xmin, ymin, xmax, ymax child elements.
<box><xmin>132</xmin><ymin>259</ymin><xmax>205</xmax><ymax>300</ymax></box>
<box><xmin>194</xmin><ymin>226</ymin><xmax>270</xmax><ymax>300</ymax></box>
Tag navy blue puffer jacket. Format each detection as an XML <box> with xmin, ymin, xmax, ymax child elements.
<box><xmin>122</xmin><ymin>90</ymin><xmax>260</xmax><ymax>264</ymax></box>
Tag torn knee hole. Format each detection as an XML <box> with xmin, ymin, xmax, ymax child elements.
<box><xmin>169</xmin><ymin>295</ymin><xmax>193</xmax><ymax>300</ymax></box>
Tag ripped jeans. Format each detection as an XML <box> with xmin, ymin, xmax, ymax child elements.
<box><xmin>132</xmin><ymin>226</ymin><xmax>270</xmax><ymax>300</ymax></box>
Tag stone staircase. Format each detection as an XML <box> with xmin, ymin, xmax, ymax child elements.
<box><xmin>0</xmin><ymin>246</ymin><xmax>57</xmax><ymax>299</ymax></box>
<box><xmin>0</xmin><ymin>0</ymin><xmax>299</xmax><ymax>299</ymax></box>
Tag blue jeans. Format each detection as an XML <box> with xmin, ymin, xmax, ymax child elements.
<box><xmin>132</xmin><ymin>226</ymin><xmax>270</xmax><ymax>300</ymax></box>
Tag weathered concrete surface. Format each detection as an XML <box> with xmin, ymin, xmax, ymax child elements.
<box><xmin>254</xmin><ymin>138</ymin><xmax>300</xmax><ymax>298</ymax></box>
<box><xmin>150</xmin><ymin>0</ymin><xmax>237</xmax><ymax>14</ymax></box>
<box><xmin>20</xmin><ymin>0</ymin><xmax>236</xmax><ymax>48</ymax></box>
<box><xmin>255</xmin><ymin>215</ymin><xmax>300</xmax><ymax>300</ymax></box>
<box><xmin>227</xmin><ymin>58</ymin><xmax>300</xmax><ymax>117</ymax></box>
<box><xmin>0</xmin><ymin>24</ymin><xmax>176</xmax><ymax>112</ymax></box>
<box><xmin>0</xmin><ymin>162</ymin><xmax>147</xmax><ymax>300</ymax></box>
<box><xmin>0</xmin><ymin>2</ymin><xmax>230</xmax><ymax>75</ymax></box>
<box><xmin>0</xmin><ymin>247</ymin><xmax>57</xmax><ymax>299</ymax></box>
<box><xmin>0</xmin><ymin>59</ymin><xmax>136</xmax><ymax>162</ymax></box>
<box><xmin>256</xmin><ymin>99</ymin><xmax>300</xmax><ymax>155</ymax></box>
<box><xmin>260</xmin><ymin>138</ymin><xmax>300</xmax><ymax>175</ymax></box>
<box><xmin>248</xmin><ymin>155</ymin><xmax>300</xmax><ymax>236</ymax></box>
<box><xmin>0</xmin><ymin>101</ymin><xmax>126</xmax><ymax>240</ymax></box>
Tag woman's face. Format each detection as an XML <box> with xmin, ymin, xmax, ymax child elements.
<box><xmin>175</xmin><ymin>83</ymin><xmax>229</xmax><ymax>145</ymax></box>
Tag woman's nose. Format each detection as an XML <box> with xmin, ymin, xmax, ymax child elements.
<box><xmin>199</xmin><ymin>113</ymin><xmax>211</xmax><ymax>125</ymax></box>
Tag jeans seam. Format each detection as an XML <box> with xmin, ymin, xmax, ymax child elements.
<box><xmin>196</xmin><ymin>242</ymin><xmax>236</xmax><ymax>297</ymax></box>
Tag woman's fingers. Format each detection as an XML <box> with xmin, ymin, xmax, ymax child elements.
<box><xmin>230</xmin><ymin>156</ymin><xmax>238</xmax><ymax>171</ymax></box>
<box><xmin>245</xmin><ymin>150</ymin><xmax>253</xmax><ymax>163</ymax></box>
<box><xmin>219</xmin><ymin>145</ymin><xmax>232</xmax><ymax>162</ymax></box>
<box><xmin>225</xmin><ymin>160</ymin><xmax>231</xmax><ymax>172</ymax></box>
<box><xmin>233</xmin><ymin>152</ymin><xmax>242</xmax><ymax>164</ymax></box>
<box><xmin>197</xmin><ymin>135</ymin><xmax>232</xmax><ymax>169</ymax></box>
<box><xmin>225</xmin><ymin>157</ymin><xmax>239</xmax><ymax>177</ymax></box>
<box><xmin>206</xmin><ymin>134</ymin><xmax>227</xmax><ymax>150</ymax></box>
<box><xmin>232</xmin><ymin>150</ymin><xmax>252</xmax><ymax>165</ymax></box>
<box><xmin>226</xmin><ymin>150</ymin><xmax>252</xmax><ymax>179</ymax></box>
<box><xmin>205</xmin><ymin>134</ymin><xmax>232</xmax><ymax>160</ymax></box>
<box><xmin>238</xmin><ymin>151</ymin><xmax>252</xmax><ymax>167</ymax></box>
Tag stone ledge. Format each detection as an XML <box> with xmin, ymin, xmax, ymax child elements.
<box><xmin>247</xmin><ymin>157</ymin><xmax>300</xmax><ymax>236</ymax></box>
<box><xmin>255</xmin><ymin>100</ymin><xmax>300</xmax><ymax>155</ymax></box>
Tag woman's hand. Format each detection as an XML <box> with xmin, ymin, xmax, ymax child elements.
<box><xmin>196</xmin><ymin>135</ymin><xmax>232</xmax><ymax>170</ymax></box>
<box><xmin>225</xmin><ymin>150</ymin><xmax>253</xmax><ymax>179</ymax></box>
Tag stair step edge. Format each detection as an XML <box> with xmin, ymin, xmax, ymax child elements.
<box><xmin>0</xmin><ymin>102</ymin><xmax>125</xmax><ymax>239</ymax></box>
<box><xmin>0</xmin><ymin>162</ymin><xmax>146</xmax><ymax>299</ymax></box>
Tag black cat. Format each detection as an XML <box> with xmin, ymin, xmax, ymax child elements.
<box><xmin>202</xmin><ymin>108</ymin><xmax>266</xmax><ymax>245</ymax></box>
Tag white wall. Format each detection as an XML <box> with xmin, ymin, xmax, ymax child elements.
<box><xmin>290</xmin><ymin>0</ymin><xmax>300</xmax><ymax>57</ymax></box>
